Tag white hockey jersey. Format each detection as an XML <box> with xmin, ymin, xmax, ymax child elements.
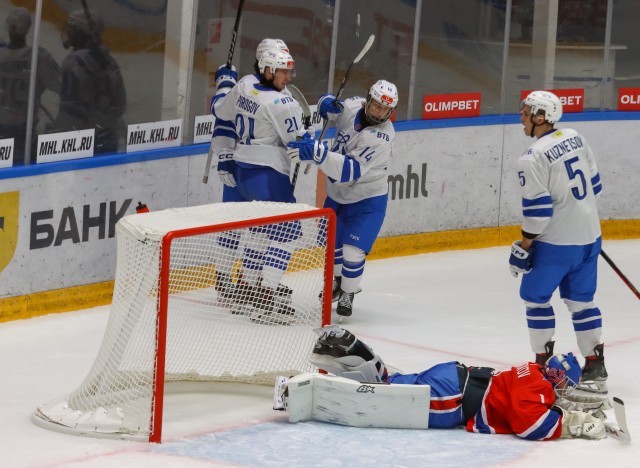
<box><xmin>517</xmin><ymin>128</ymin><xmax>602</xmax><ymax>245</ymax></box>
<box><xmin>321</xmin><ymin>97</ymin><xmax>395</xmax><ymax>204</ymax></box>
<box><xmin>213</xmin><ymin>77</ymin><xmax>303</xmax><ymax>175</ymax></box>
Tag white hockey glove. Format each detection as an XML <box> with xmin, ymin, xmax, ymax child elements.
<box><xmin>216</xmin><ymin>149</ymin><xmax>236</xmax><ymax>187</ymax></box>
<box><xmin>557</xmin><ymin>407</ymin><xmax>606</xmax><ymax>439</ymax></box>
<box><xmin>215</xmin><ymin>64</ymin><xmax>238</xmax><ymax>91</ymax></box>
<box><xmin>509</xmin><ymin>240</ymin><xmax>532</xmax><ymax>278</ymax></box>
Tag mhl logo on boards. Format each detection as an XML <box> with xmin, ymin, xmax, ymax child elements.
<box><xmin>0</xmin><ymin>191</ymin><xmax>19</xmax><ymax>275</ymax></box>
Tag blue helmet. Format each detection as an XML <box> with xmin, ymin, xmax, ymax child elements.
<box><xmin>544</xmin><ymin>352</ymin><xmax>582</xmax><ymax>397</ymax></box>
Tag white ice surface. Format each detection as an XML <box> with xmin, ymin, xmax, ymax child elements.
<box><xmin>1</xmin><ymin>240</ymin><xmax>639</xmax><ymax>467</ymax></box>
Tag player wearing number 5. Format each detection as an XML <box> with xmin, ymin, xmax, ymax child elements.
<box><xmin>510</xmin><ymin>91</ymin><xmax>607</xmax><ymax>395</ymax></box>
<box><xmin>287</xmin><ymin>80</ymin><xmax>398</xmax><ymax>320</ymax></box>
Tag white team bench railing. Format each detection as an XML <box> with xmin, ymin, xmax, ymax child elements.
<box><xmin>33</xmin><ymin>201</ymin><xmax>336</xmax><ymax>442</ymax></box>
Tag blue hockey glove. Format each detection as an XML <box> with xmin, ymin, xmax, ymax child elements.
<box><xmin>215</xmin><ymin>64</ymin><xmax>238</xmax><ymax>90</ymax></box>
<box><xmin>318</xmin><ymin>94</ymin><xmax>344</xmax><ymax>120</ymax></box>
<box><xmin>296</xmin><ymin>127</ymin><xmax>313</xmax><ymax>141</ymax></box>
<box><xmin>217</xmin><ymin>150</ymin><xmax>236</xmax><ymax>187</ymax></box>
<box><xmin>509</xmin><ymin>240</ymin><xmax>532</xmax><ymax>278</ymax></box>
<box><xmin>287</xmin><ymin>139</ymin><xmax>328</xmax><ymax>164</ymax></box>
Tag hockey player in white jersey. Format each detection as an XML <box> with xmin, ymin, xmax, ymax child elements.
<box><xmin>208</xmin><ymin>39</ymin><xmax>290</xmax><ymax>306</ymax></box>
<box><xmin>209</xmin><ymin>38</ymin><xmax>290</xmax><ymax>203</ymax></box>
<box><xmin>211</xmin><ymin>47</ymin><xmax>309</xmax><ymax>323</ymax></box>
<box><xmin>287</xmin><ymin>80</ymin><xmax>398</xmax><ymax>319</ymax></box>
<box><xmin>509</xmin><ymin>90</ymin><xmax>607</xmax><ymax>394</ymax></box>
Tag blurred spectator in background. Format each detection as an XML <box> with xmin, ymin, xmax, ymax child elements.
<box><xmin>51</xmin><ymin>9</ymin><xmax>126</xmax><ymax>154</ymax></box>
<box><xmin>0</xmin><ymin>7</ymin><xmax>60</xmax><ymax>166</ymax></box>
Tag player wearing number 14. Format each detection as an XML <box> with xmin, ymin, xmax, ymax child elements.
<box><xmin>511</xmin><ymin>91</ymin><xmax>607</xmax><ymax>395</ymax></box>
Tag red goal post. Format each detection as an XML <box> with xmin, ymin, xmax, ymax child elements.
<box><xmin>33</xmin><ymin>202</ymin><xmax>336</xmax><ymax>442</ymax></box>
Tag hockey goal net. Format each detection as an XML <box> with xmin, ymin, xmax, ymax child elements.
<box><xmin>33</xmin><ymin>201</ymin><xmax>335</xmax><ymax>442</ymax></box>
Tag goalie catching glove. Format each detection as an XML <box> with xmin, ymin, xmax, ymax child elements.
<box><xmin>555</xmin><ymin>406</ymin><xmax>606</xmax><ymax>439</ymax></box>
<box><xmin>309</xmin><ymin>325</ymin><xmax>388</xmax><ymax>383</ymax></box>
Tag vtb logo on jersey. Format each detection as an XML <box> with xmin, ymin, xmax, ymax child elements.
<box><xmin>0</xmin><ymin>191</ymin><xmax>20</xmax><ymax>275</ymax></box>
<box><xmin>334</xmin><ymin>132</ymin><xmax>350</xmax><ymax>152</ymax></box>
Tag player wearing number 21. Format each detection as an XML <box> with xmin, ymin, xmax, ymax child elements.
<box><xmin>510</xmin><ymin>91</ymin><xmax>607</xmax><ymax>395</ymax></box>
<box><xmin>212</xmin><ymin>48</ymin><xmax>308</xmax><ymax>203</ymax></box>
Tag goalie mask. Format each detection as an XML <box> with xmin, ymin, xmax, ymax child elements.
<box><xmin>365</xmin><ymin>80</ymin><xmax>398</xmax><ymax>125</ymax></box>
<box><xmin>544</xmin><ymin>352</ymin><xmax>581</xmax><ymax>397</ymax></box>
<box><xmin>255</xmin><ymin>38</ymin><xmax>289</xmax><ymax>61</ymax></box>
<box><xmin>520</xmin><ymin>90</ymin><xmax>563</xmax><ymax>124</ymax></box>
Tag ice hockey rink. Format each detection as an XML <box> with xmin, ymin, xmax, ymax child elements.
<box><xmin>1</xmin><ymin>240</ymin><xmax>638</xmax><ymax>468</ymax></box>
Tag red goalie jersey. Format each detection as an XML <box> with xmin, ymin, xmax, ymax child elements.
<box><xmin>466</xmin><ymin>362</ymin><xmax>563</xmax><ymax>440</ymax></box>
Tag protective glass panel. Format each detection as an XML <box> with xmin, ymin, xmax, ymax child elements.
<box><xmin>187</xmin><ymin>0</ymin><xmax>336</xmax><ymax>144</ymax></box>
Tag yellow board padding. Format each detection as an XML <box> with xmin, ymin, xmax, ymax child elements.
<box><xmin>1</xmin><ymin>220</ymin><xmax>638</xmax><ymax>323</ymax></box>
<box><xmin>0</xmin><ymin>281</ymin><xmax>114</xmax><ymax>323</ymax></box>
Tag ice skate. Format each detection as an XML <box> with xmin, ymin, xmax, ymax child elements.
<box><xmin>535</xmin><ymin>341</ymin><xmax>555</xmax><ymax>366</ymax></box>
<box><xmin>214</xmin><ymin>271</ymin><xmax>235</xmax><ymax>307</ymax></box>
<box><xmin>250</xmin><ymin>283</ymin><xmax>295</xmax><ymax>325</ymax></box>
<box><xmin>336</xmin><ymin>290</ymin><xmax>354</xmax><ymax>323</ymax></box>
<box><xmin>576</xmin><ymin>344</ymin><xmax>608</xmax><ymax>394</ymax></box>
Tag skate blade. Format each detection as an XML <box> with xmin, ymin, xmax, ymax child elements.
<box><xmin>250</xmin><ymin>309</ymin><xmax>294</xmax><ymax>326</ymax></box>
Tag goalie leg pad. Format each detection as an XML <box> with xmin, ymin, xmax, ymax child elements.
<box><xmin>282</xmin><ymin>372</ymin><xmax>431</xmax><ymax>429</ymax></box>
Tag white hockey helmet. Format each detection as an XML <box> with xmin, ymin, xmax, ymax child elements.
<box><xmin>521</xmin><ymin>90</ymin><xmax>563</xmax><ymax>124</ymax></box>
<box><xmin>258</xmin><ymin>49</ymin><xmax>295</xmax><ymax>75</ymax></box>
<box><xmin>255</xmin><ymin>38</ymin><xmax>289</xmax><ymax>61</ymax></box>
<box><xmin>365</xmin><ymin>80</ymin><xmax>399</xmax><ymax>124</ymax></box>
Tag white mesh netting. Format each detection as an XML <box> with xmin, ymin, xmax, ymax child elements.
<box><xmin>33</xmin><ymin>202</ymin><xmax>333</xmax><ymax>440</ymax></box>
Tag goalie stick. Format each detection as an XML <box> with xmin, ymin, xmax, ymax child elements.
<box><xmin>303</xmin><ymin>34</ymin><xmax>376</xmax><ymax>176</ymax></box>
<box><xmin>287</xmin><ymin>85</ymin><xmax>312</xmax><ymax>190</ymax></box>
<box><xmin>203</xmin><ymin>0</ymin><xmax>247</xmax><ymax>184</ymax></box>
<box><xmin>604</xmin><ymin>397</ymin><xmax>631</xmax><ymax>442</ymax></box>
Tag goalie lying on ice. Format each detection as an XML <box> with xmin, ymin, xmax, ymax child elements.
<box><xmin>274</xmin><ymin>325</ymin><xmax>609</xmax><ymax>441</ymax></box>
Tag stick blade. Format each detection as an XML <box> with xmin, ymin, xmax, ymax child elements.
<box><xmin>354</xmin><ymin>34</ymin><xmax>375</xmax><ymax>63</ymax></box>
<box><xmin>604</xmin><ymin>397</ymin><xmax>631</xmax><ymax>442</ymax></box>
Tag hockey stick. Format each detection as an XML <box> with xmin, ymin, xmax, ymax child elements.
<box><xmin>203</xmin><ymin>0</ymin><xmax>246</xmax><ymax>184</ymax></box>
<box><xmin>604</xmin><ymin>397</ymin><xmax>631</xmax><ymax>442</ymax></box>
<box><xmin>287</xmin><ymin>84</ymin><xmax>312</xmax><ymax>190</ymax></box>
<box><xmin>600</xmin><ymin>250</ymin><xmax>640</xmax><ymax>301</ymax></box>
<box><xmin>303</xmin><ymin>34</ymin><xmax>375</xmax><ymax>176</ymax></box>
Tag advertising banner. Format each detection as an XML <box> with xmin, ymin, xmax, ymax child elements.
<box><xmin>36</xmin><ymin>129</ymin><xmax>95</xmax><ymax>163</ymax></box>
<box><xmin>0</xmin><ymin>138</ymin><xmax>14</xmax><ymax>169</ymax></box>
<box><xmin>127</xmin><ymin>119</ymin><xmax>183</xmax><ymax>152</ymax></box>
